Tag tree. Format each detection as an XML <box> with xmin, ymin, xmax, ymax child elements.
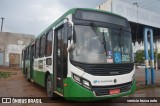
<box><xmin>135</xmin><ymin>49</ymin><xmax>160</xmax><ymax>64</ymax></box>
<box><xmin>135</xmin><ymin>50</ymin><xmax>145</xmax><ymax>64</ymax></box>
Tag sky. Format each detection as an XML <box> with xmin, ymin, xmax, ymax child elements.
<box><xmin>0</xmin><ymin>0</ymin><xmax>106</xmax><ymax>36</ymax></box>
<box><xmin>0</xmin><ymin>0</ymin><xmax>159</xmax><ymax>36</ymax></box>
<box><xmin>121</xmin><ymin>0</ymin><xmax>160</xmax><ymax>13</ymax></box>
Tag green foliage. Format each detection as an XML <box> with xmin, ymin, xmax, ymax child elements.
<box><xmin>0</xmin><ymin>72</ymin><xmax>17</xmax><ymax>79</ymax></box>
<box><xmin>135</xmin><ymin>50</ymin><xmax>160</xmax><ymax>63</ymax></box>
<box><xmin>135</xmin><ymin>50</ymin><xmax>145</xmax><ymax>63</ymax></box>
<box><xmin>0</xmin><ymin>72</ymin><xmax>11</xmax><ymax>79</ymax></box>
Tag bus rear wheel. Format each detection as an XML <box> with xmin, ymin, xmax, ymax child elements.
<box><xmin>46</xmin><ymin>75</ymin><xmax>54</xmax><ymax>98</ymax></box>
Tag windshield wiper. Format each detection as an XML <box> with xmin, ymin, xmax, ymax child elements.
<box><xmin>90</xmin><ymin>22</ymin><xmax>107</xmax><ymax>51</ymax></box>
<box><xmin>118</xmin><ymin>28</ymin><xmax>123</xmax><ymax>49</ymax></box>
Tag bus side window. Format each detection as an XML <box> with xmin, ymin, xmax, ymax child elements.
<box><xmin>36</xmin><ymin>39</ymin><xmax>40</xmax><ymax>58</ymax></box>
<box><xmin>34</xmin><ymin>42</ymin><xmax>36</xmax><ymax>58</ymax></box>
<box><xmin>31</xmin><ymin>44</ymin><xmax>35</xmax><ymax>59</ymax></box>
<box><xmin>39</xmin><ymin>35</ymin><xmax>46</xmax><ymax>57</ymax></box>
<box><xmin>24</xmin><ymin>49</ymin><xmax>26</xmax><ymax>60</ymax></box>
<box><xmin>29</xmin><ymin>46</ymin><xmax>31</xmax><ymax>59</ymax></box>
<box><xmin>22</xmin><ymin>50</ymin><xmax>24</xmax><ymax>60</ymax></box>
<box><xmin>25</xmin><ymin>48</ymin><xmax>28</xmax><ymax>59</ymax></box>
<box><xmin>27</xmin><ymin>47</ymin><xmax>29</xmax><ymax>59</ymax></box>
<box><xmin>45</xmin><ymin>30</ymin><xmax>53</xmax><ymax>56</ymax></box>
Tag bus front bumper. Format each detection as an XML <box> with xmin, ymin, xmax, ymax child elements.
<box><xmin>63</xmin><ymin>78</ymin><xmax>136</xmax><ymax>102</ymax></box>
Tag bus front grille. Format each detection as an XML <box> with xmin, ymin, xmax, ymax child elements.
<box><xmin>70</xmin><ymin>60</ymin><xmax>134</xmax><ymax>76</ymax></box>
<box><xmin>92</xmin><ymin>82</ymin><xmax>132</xmax><ymax>96</ymax></box>
<box><xmin>86</xmin><ymin>63</ymin><xmax>134</xmax><ymax>76</ymax></box>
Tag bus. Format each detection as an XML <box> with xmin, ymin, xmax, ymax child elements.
<box><xmin>22</xmin><ymin>8</ymin><xmax>136</xmax><ymax>101</ymax></box>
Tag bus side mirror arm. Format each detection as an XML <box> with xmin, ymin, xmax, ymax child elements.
<box><xmin>67</xmin><ymin>23</ymin><xmax>72</xmax><ymax>41</ymax></box>
<box><xmin>67</xmin><ymin>42</ymin><xmax>75</xmax><ymax>52</ymax></box>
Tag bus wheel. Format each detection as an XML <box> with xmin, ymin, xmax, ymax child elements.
<box><xmin>47</xmin><ymin>75</ymin><xmax>54</xmax><ymax>98</ymax></box>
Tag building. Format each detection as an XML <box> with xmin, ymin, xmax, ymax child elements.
<box><xmin>0</xmin><ymin>32</ymin><xmax>34</xmax><ymax>67</ymax></box>
<box><xmin>96</xmin><ymin>0</ymin><xmax>160</xmax><ymax>53</ymax></box>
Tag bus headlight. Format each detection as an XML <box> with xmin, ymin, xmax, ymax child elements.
<box><xmin>72</xmin><ymin>73</ymin><xmax>91</xmax><ymax>89</ymax></box>
<box><xmin>73</xmin><ymin>74</ymin><xmax>81</xmax><ymax>82</ymax></box>
<box><xmin>83</xmin><ymin>80</ymin><xmax>90</xmax><ymax>87</ymax></box>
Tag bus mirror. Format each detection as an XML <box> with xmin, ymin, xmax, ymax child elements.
<box><xmin>68</xmin><ymin>24</ymin><xmax>72</xmax><ymax>40</ymax></box>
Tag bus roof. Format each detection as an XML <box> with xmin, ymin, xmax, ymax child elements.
<box><xmin>25</xmin><ymin>8</ymin><xmax>126</xmax><ymax>49</ymax></box>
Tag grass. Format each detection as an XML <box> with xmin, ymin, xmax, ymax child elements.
<box><xmin>0</xmin><ymin>72</ymin><xmax>17</xmax><ymax>79</ymax></box>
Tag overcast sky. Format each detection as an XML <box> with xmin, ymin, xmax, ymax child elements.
<box><xmin>0</xmin><ymin>0</ymin><xmax>106</xmax><ymax>36</ymax></box>
<box><xmin>1</xmin><ymin>0</ymin><xmax>159</xmax><ymax>36</ymax></box>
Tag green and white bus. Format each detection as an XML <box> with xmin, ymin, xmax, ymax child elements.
<box><xmin>22</xmin><ymin>8</ymin><xmax>136</xmax><ymax>101</ymax></box>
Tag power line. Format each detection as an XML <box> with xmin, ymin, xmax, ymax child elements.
<box><xmin>138</xmin><ymin>0</ymin><xmax>148</xmax><ymax>4</ymax></box>
<box><xmin>141</xmin><ymin>0</ymin><xmax>160</xmax><ymax>9</ymax></box>
<box><xmin>133</xmin><ymin>2</ymin><xmax>139</xmax><ymax>42</ymax></box>
<box><xmin>139</xmin><ymin>0</ymin><xmax>157</xmax><ymax>5</ymax></box>
<box><xmin>121</xmin><ymin>0</ymin><xmax>160</xmax><ymax>13</ymax></box>
<box><xmin>137</xmin><ymin>0</ymin><xmax>159</xmax><ymax>8</ymax></box>
<box><xmin>121</xmin><ymin>0</ymin><xmax>159</xmax><ymax>8</ymax></box>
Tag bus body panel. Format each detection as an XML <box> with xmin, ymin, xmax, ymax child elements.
<box><xmin>22</xmin><ymin>8</ymin><xmax>136</xmax><ymax>101</ymax></box>
<box><xmin>67</xmin><ymin>57</ymin><xmax>135</xmax><ymax>86</ymax></box>
<box><xmin>33</xmin><ymin>56</ymin><xmax>53</xmax><ymax>87</ymax></box>
<box><xmin>82</xmin><ymin>70</ymin><xmax>135</xmax><ymax>86</ymax></box>
<box><xmin>63</xmin><ymin>77</ymin><xmax>136</xmax><ymax>101</ymax></box>
<box><xmin>33</xmin><ymin>70</ymin><xmax>45</xmax><ymax>87</ymax></box>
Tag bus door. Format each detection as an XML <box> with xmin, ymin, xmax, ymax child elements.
<box><xmin>54</xmin><ymin>26</ymin><xmax>65</xmax><ymax>95</ymax></box>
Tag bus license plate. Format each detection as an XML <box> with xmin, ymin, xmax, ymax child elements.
<box><xmin>109</xmin><ymin>89</ymin><xmax>120</xmax><ymax>95</ymax></box>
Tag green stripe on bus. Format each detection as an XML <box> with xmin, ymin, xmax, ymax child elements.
<box><xmin>33</xmin><ymin>70</ymin><xmax>45</xmax><ymax>87</ymax></box>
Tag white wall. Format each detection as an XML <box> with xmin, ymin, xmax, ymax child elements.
<box><xmin>5</xmin><ymin>44</ymin><xmax>25</xmax><ymax>66</ymax></box>
<box><xmin>98</xmin><ymin>0</ymin><xmax>160</xmax><ymax>29</ymax></box>
<box><xmin>96</xmin><ymin>0</ymin><xmax>112</xmax><ymax>12</ymax></box>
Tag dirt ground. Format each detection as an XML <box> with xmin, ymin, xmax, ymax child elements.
<box><xmin>0</xmin><ymin>66</ymin><xmax>160</xmax><ymax>106</ymax></box>
<box><xmin>0</xmin><ymin>66</ymin><xmax>46</xmax><ymax>97</ymax></box>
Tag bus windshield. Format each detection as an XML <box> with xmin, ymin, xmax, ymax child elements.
<box><xmin>70</xmin><ymin>25</ymin><xmax>133</xmax><ymax>64</ymax></box>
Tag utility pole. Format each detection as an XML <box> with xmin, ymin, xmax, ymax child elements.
<box><xmin>133</xmin><ymin>2</ymin><xmax>139</xmax><ymax>42</ymax></box>
<box><xmin>1</xmin><ymin>17</ymin><xmax>4</xmax><ymax>31</ymax></box>
<box><xmin>155</xmin><ymin>41</ymin><xmax>158</xmax><ymax>70</ymax></box>
<box><xmin>133</xmin><ymin>2</ymin><xmax>139</xmax><ymax>22</ymax></box>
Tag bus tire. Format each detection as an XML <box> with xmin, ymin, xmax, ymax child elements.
<box><xmin>46</xmin><ymin>75</ymin><xmax>58</xmax><ymax>99</ymax></box>
<box><xmin>46</xmin><ymin>75</ymin><xmax>53</xmax><ymax>97</ymax></box>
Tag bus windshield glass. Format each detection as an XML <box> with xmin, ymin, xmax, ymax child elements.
<box><xmin>70</xmin><ymin>25</ymin><xmax>133</xmax><ymax>64</ymax></box>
